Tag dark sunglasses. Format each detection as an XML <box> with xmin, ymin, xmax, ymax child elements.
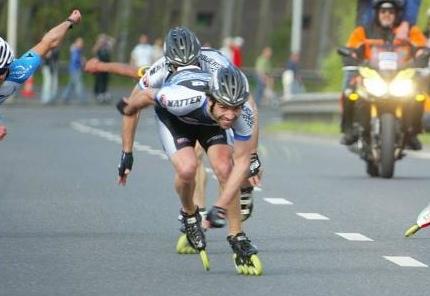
<box><xmin>0</xmin><ymin>67</ymin><xmax>8</xmax><ymax>75</ymax></box>
<box><xmin>379</xmin><ymin>8</ymin><xmax>395</xmax><ymax>15</ymax></box>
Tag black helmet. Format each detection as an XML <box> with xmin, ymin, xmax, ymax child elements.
<box><xmin>209</xmin><ymin>66</ymin><xmax>249</xmax><ymax>107</ymax></box>
<box><xmin>164</xmin><ymin>26</ymin><xmax>201</xmax><ymax>67</ymax></box>
<box><xmin>372</xmin><ymin>0</ymin><xmax>404</xmax><ymax>10</ymax></box>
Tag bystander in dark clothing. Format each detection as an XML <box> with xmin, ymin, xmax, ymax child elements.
<box><xmin>41</xmin><ymin>48</ymin><xmax>60</xmax><ymax>104</ymax></box>
<box><xmin>92</xmin><ymin>34</ymin><xmax>114</xmax><ymax>103</ymax></box>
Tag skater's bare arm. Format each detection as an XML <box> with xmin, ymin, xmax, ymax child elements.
<box><xmin>248</xmin><ymin>95</ymin><xmax>259</xmax><ymax>153</ymax></box>
<box><xmin>215</xmin><ymin>141</ymin><xmax>252</xmax><ymax>209</ymax></box>
<box><xmin>85</xmin><ymin>58</ymin><xmax>144</xmax><ymax>79</ymax></box>
<box><xmin>120</xmin><ymin>86</ymin><xmax>157</xmax><ymax>116</ymax></box>
<box><xmin>0</xmin><ymin>124</ymin><xmax>7</xmax><ymax>141</ymax></box>
<box><xmin>117</xmin><ymin>109</ymin><xmax>140</xmax><ymax>185</ymax></box>
<box><xmin>32</xmin><ymin>10</ymin><xmax>81</xmax><ymax>58</ymax></box>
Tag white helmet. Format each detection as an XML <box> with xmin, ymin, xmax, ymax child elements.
<box><xmin>0</xmin><ymin>37</ymin><xmax>14</xmax><ymax>69</ymax></box>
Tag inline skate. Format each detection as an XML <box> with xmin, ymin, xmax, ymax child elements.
<box><xmin>176</xmin><ymin>207</ymin><xmax>210</xmax><ymax>271</ymax></box>
<box><xmin>227</xmin><ymin>232</ymin><xmax>263</xmax><ymax>276</ymax></box>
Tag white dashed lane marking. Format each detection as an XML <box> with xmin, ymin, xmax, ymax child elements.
<box><xmin>335</xmin><ymin>233</ymin><xmax>374</xmax><ymax>241</ymax></box>
<box><xmin>70</xmin><ymin>121</ymin><xmax>167</xmax><ymax>161</ymax></box>
<box><xmin>383</xmin><ymin>256</ymin><xmax>428</xmax><ymax>267</ymax></box>
<box><xmin>296</xmin><ymin>213</ymin><xmax>330</xmax><ymax>220</ymax></box>
<box><xmin>264</xmin><ymin>198</ymin><xmax>293</xmax><ymax>205</ymax></box>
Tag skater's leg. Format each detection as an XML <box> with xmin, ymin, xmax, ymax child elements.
<box><xmin>193</xmin><ymin>143</ymin><xmax>207</xmax><ymax>214</ymax></box>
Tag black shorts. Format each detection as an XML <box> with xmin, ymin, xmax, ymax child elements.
<box><xmin>155</xmin><ymin>106</ymin><xmax>233</xmax><ymax>157</ymax></box>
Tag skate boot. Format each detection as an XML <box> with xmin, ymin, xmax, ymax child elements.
<box><xmin>405</xmin><ymin>203</ymin><xmax>430</xmax><ymax>237</ymax></box>
<box><xmin>227</xmin><ymin>232</ymin><xmax>263</xmax><ymax>276</ymax></box>
<box><xmin>177</xmin><ymin>208</ymin><xmax>207</xmax><ymax>255</ymax></box>
<box><xmin>240</xmin><ymin>187</ymin><xmax>254</xmax><ymax>222</ymax></box>
<box><xmin>177</xmin><ymin>207</ymin><xmax>210</xmax><ymax>271</ymax></box>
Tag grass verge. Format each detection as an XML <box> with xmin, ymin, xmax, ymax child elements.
<box><xmin>266</xmin><ymin>120</ymin><xmax>430</xmax><ymax>145</ymax></box>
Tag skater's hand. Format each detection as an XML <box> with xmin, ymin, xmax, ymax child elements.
<box><xmin>248</xmin><ymin>152</ymin><xmax>262</xmax><ymax>187</ymax></box>
<box><xmin>67</xmin><ymin>10</ymin><xmax>82</xmax><ymax>25</ymax></box>
<box><xmin>117</xmin><ymin>151</ymin><xmax>133</xmax><ymax>186</ymax></box>
<box><xmin>248</xmin><ymin>172</ymin><xmax>261</xmax><ymax>187</ymax></box>
<box><xmin>84</xmin><ymin>58</ymin><xmax>100</xmax><ymax>74</ymax></box>
<box><xmin>0</xmin><ymin>124</ymin><xmax>7</xmax><ymax>141</ymax></box>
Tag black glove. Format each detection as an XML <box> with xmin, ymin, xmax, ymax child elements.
<box><xmin>116</xmin><ymin>99</ymin><xmax>129</xmax><ymax>115</ymax></box>
<box><xmin>118</xmin><ymin>151</ymin><xmax>133</xmax><ymax>177</ymax></box>
<box><xmin>206</xmin><ymin>206</ymin><xmax>227</xmax><ymax>228</ymax></box>
<box><xmin>249</xmin><ymin>152</ymin><xmax>261</xmax><ymax>177</ymax></box>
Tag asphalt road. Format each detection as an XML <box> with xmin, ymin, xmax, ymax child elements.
<box><xmin>1</xmin><ymin>104</ymin><xmax>429</xmax><ymax>296</ymax></box>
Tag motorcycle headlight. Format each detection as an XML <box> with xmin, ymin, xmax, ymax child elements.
<box><xmin>388</xmin><ymin>79</ymin><xmax>414</xmax><ymax>97</ymax></box>
<box><xmin>363</xmin><ymin>78</ymin><xmax>388</xmax><ymax>97</ymax></box>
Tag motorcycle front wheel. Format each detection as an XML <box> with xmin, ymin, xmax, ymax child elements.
<box><xmin>379</xmin><ymin>113</ymin><xmax>396</xmax><ymax>178</ymax></box>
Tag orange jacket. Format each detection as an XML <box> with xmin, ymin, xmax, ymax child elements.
<box><xmin>346</xmin><ymin>25</ymin><xmax>427</xmax><ymax>61</ymax></box>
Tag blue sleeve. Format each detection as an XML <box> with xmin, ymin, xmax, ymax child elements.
<box><xmin>6</xmin><ymin>50</ymin><xmax>42</xmax><ymax>84</ymax></box>
<box><xmin>357</xmin><ymin>0</ymin><xmax>373</xmax><ymax>26</ymax></box>
<box><xmin>403</xmin><ymin>0</ymin><xmax>421</xmax><ymax>25</ymax></box>
<box><xmin>233</xmin><ymin>133</ymin><xmax>251</xmax><ymax>141</ymax></box>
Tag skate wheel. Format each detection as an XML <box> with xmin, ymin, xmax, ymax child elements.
<box><xmin>404</xmin><ymin>224</ymin><xmax>420</xmax><ymax>237</ymax></box>
<box><xmin>176</xmin><ymin>234</ymin><xmax>197</xmax><ymax>254</ymax></box>
<box><xmin>250</xmin><ymin>255</ymin><xmax>263</xmax><ymax>276</ymax></box>
<box><xmin>199</xmin><ymin>250</ymin><xmax>210</xmax><ymax>271</ymax></box>
<box><xmin>233</xmin><ymin>254</ymin><xmax>242</xmax><ymax>274</ymax></box>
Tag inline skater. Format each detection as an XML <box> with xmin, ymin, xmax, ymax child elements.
<box><xmin>0</xmin><ymin>10</ymin><xmax>82</xmax><ymax>140</ymax></box>
<box><xmin>116</xmin><ymin>27</ymin><xmax>262</xmax><ymax>275</ymax></box>
<box><xmin>85</xmin><ymin>30</ymin><xmax>261</xmax><ymax>225</ymax></box>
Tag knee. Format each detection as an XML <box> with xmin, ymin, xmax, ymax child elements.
<box><xmin>212</xmin><ymin>161</ymin><xmax>233</xmax><ymax>184</ymax></box>
<box><xmin>176</xmin><ymin>162</ymin><xmax>197</xmax><ymax>183</ymax></box>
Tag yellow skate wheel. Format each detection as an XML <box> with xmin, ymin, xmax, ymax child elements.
<box><xmin>233</xmin><ymin>254</ymin><xmax>242</xmax><ymax>274</ymax></box>
<box><xmin>405</xmin><ymin>224</ymin><xmax>420</xmax><ymax>238</ymax></box>
<box><xmin>250</xmin><ymin>255</ymin><xmax>263</xmax><ymax>276</ymax></box>
<box><xmin>199</xmin><ymin>250</ymin><xmax>210</xmax><ymax>271</ymax></box>
<box><xmin>176</xmin><ymin>234</ymin><xmax>197</xmax><ymax>254</ymax></box>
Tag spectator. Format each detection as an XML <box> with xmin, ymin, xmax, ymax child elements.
<box><xmin>254</xmin><ymin>46</ymin><xmax>273</xmax><ymax>106</ymax></box>
<box><xmin>282</xmin><ymin>52</ymin><xmax>305</xmax><ymax>99</ymax></box>
<box><xmin>61</xmin><ymin>37</ymin><xmax>86</xmax><ymax>104</ymax></box>
<box><xmin>92</xmin><ymin>33</ymin><xmax>114</xmax><ymax>103</ymax></box>
<box><xmin>220</xmin><ymin>37</ymin><xmax>233</xmax><ymax>61</ymax></box>
<box><xmin>41</xmin><ymin>47</ymin><xmax>60</xmax><ymax>104</ymax></box>
<box><xmin>151</xmin><ymin>37</ymin><xmax>164</xmax><ymax>63</ymax></box>
<box><xmin>232</xmin><ymin>36</ymin><xmax>244</xmax><ymax>68</ymax></box>
<box><xmin>130</xmin><ymin>34</ymin><xmax>153</xmax><ymax>68</ymax></box>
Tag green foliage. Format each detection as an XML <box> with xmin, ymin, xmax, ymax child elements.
<box><xmin>417</xmin><ymin>0</ymin><xmax>430</xmax><ymax>28</ymax></box>
<box><xmin>320</xmin><ymin>50</ymin><xmax>344</xmax><ymax>91</ymax></box>
<box><xmin>319</xmin><ymin>0</ymin><xmax>356</xmax><ymax>91</ymax></box>
<box><xmin>270</xmin><ymin>18</ymin><xmax>291</xmax><ymax>67</ymax></box>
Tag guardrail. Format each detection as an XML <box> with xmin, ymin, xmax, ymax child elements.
<box><xmin>280</xmin><ymin>92</ymin><xmax>340</xmax><ymax>121</ymax></box>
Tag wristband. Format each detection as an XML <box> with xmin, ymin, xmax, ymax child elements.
<box><xmin>66</xmin><ymin>18</ymin><xmax>75</xmax><ymax>29</ymax></box>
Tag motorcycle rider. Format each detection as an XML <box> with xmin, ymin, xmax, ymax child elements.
<box><xmin>340</xmin><ymin>0</ymin><xmax>427</xmax><ymax>149</ymax></box>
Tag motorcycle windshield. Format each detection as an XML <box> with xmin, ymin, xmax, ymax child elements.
<box><xmin>367</xmin><ymin>43</ymin><xmax>413</xmax><ymax>72</ymax></box>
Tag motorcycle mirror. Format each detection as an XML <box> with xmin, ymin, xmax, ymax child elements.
<box><xmin>337</xmin><ymin>47</ymin><xmax>353</xmax><ymax>57</ymax></box>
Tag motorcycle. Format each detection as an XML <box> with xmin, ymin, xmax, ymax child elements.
<box><xmin>338</xmin><ymin>43</ymin><xmax>429</xmax><ymax>178</ymax></box>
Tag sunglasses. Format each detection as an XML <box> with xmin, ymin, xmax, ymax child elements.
<box><xmin>0</xmin><ymin>67</ymin><xmax>8</xmax><ymax>75</ymax></box>
<box><xmin>379</xmin><ymin>8</ymin><xmax>395</xmax><ymax>15</ymax></box>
